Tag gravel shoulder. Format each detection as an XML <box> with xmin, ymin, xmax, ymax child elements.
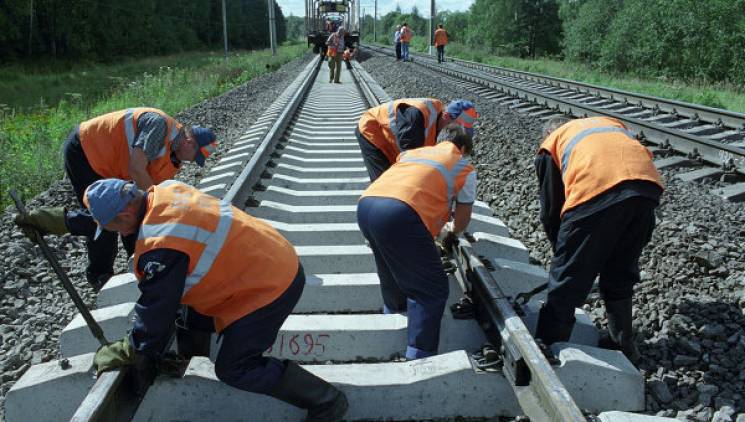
<box><xmin>0</xmin><ymin>52</ymin><xmax>313</xmax><ymax>415</ymax></box>
<box><xmin>358</xmin><ymin>50</ymin><xmax>745</xmax><ymax>420</ymax></box>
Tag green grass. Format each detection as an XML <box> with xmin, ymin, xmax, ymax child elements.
<box><xmin>0</xmin><ymin>43</ymin><xmax>307</xmax><ymax>208</ymax></box>
<box><xmin>369</xmin><ymin>37</ymin><xmax>745</xmax><ymax>113</ymax></box>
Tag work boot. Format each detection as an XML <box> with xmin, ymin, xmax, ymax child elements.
<box><xmin>14</xmin><ymin>206</ymin><xmax>68</xmax><ymax>239</ymax></box>
<box><xmin>599</xmin><ymin>298</ymin><xmax>640</xmax><ymax>365</ymax></box>
<box><xmin>534</xmin><ymin>304</ymin><xmax>575</xmax><ymax>346</ymax></box>
<box><xmin>86</xmin><ymin>270</ymin><xmax>113</xmax><ymax>291</ymax></box>
<box><xmin>268</xmin><ymin>361</ymin><xmax>348</xmax><ymax>422</ymax></box>
<box><xmin>176</xmin><ymin>325</ymin><xmax>211</xmax><ymax>359</ymax></box>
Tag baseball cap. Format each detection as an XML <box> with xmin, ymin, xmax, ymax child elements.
<box><xmin>446</xmin><ymin>100</ymin><xmax>479</xmax><ymax>137</ymax></box>
<box><xmin>83</xmin><ymin>179</ymin><xmax>137</xmax><ymax>240</ymax></box>
<box><xmin>192</xmin><ymin>126</ymin><xmax>217</xmax><ymax>167</ymax></box>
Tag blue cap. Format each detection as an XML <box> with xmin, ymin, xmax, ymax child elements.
<box><xmin>446</xmin><ymin>100</ymin><xmax>479</xmax><ymax>138</ymax></box>
<box><xmin>192</xmin><ymin>126</ymin><xmax>217</xmax><ymax>167</ymax></box>
<box><xmin>83</xmin><ymin>179</ymin><xmax>137</xmax><ymax>240</ymax></box>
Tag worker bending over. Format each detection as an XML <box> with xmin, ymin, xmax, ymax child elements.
<box><xmin>357</xmin><ymin>124</ymin><xmax>476</xmax><ymax>360</ymax></box>
<box><xmin>356</xmin><ymin>98</ymin><xmax>478</xmax><ymax>181</ymax></box>
<box><xmin>83</xmin><ymin>178</ymin><xmax>347</xmax><ymax>421</ymax></box>
<box><xmin>15</xmin><ymin>107</ymin><xmax>216</xmax><ymax>290</ymax></box>
<box><xmin>534</xmin><ymin>116</ymin><xmax>663</xmax><ymax>364</ymax></box>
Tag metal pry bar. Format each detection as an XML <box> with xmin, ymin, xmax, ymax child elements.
<box><xmin>9</xmin><ymin>189</ymin><xmax>109</xmax><ymax>347</ymax></box>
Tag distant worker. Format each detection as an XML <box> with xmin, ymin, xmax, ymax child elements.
<box><xmin>326</xmin><ymin>27</ymin><xmax>346</xmax><ymax>83</ymax></box>
<box><xmin>400</xmin><ymin>22</ymin><xmax>413</xmax><ymax>62</ymax></box>
<box><xmin>356</xmin><ymin>98</ymin><xmax>478</xmax><ymax>181</ymax></box>
<box><xmin>534</xmin><ymin>116</ymin><xmax>663</xmax><ymax>364</ymax></box>
<box><xmin>85</xmin><ymin>178</ymin><xmax>348</xmax><ymax>421</ymax></box>
<box><xmin>393</xmin><ymin>25</ymin><xmax>402</xmax><ymax>61</ymax></box>
<box><xmin>357</xmin><ymin>124</ymin><xmax>476</xmax><ymax>360</ymax></box>
<box><xmin>343</xmin><ymin>46</ymin><xmax>356</xmax><ymax>70</ymax></box>
<box><xmin>14</xmin><ymin>108</ymin><xmax>216</xmax><ymax>290</ymax></box>
<box><xmin>434</xmin><ymin>24</ymin><xmax>448</xmax><ymax>63</ymax></box>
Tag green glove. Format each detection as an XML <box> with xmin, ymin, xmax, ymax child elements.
<box><xmin>14</xmin><ymin>206</ymin><xmax>68</xmax><ymax>239</ymax></box>
<box><xmin>94</xmin><ymin>337</ymin><xmax>136</xmax><ymax>376</ymax></box>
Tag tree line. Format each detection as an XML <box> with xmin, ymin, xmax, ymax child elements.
<box><xmin>0</xmin><ymin>0</ymin><xmax>288</xmax><ymax>62</ymax></box>
<box><xmin>365</xmin><ymin>0</ymin><xmax>745</xmax><ymax>85</ymax></box>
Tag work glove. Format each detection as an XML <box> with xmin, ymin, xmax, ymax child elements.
<box><xmin>14</xmin><ymin>206</ymin><xmax>68</xmax><ymax>240</ymax></box>
<box><xmin>93</xmin><ymin>336</ymin><xmax>136</xmax><ymax>376</ymax></box>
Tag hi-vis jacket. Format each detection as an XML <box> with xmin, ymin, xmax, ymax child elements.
<box><xmin>539</xmin><ymin>116</ymin><xmax>663</xmax><ymax>216</ymax></box>
<box><xmin>434</xmin><ymin>28</ymin><xmax>448</xmax><ymax>47</ymax></box>
<box><xmin>134</xmin><ymin>181</ymin><xmax>298</xmax><ymax>332</ymax></box>
<box><xmin>79</xmin><ymin>108</ymin><xmax>182</xmax><ymax>183</ymax></box>
<box><xmin>361</xmin><ymin>141</ymin><xmax>474</xmax><ymax>237</ymax></box>
<box><xmin>358</xmin><ymin>98</ymin><xmax>444</xmax><ymax>163</ymax></box>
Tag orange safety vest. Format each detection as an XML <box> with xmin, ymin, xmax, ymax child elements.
<box><xmin>434</xmin><ymin>29</ymin><xmax>448</xmax><ymax>47</ymax></box>
<box><xmin>361</xmin><ymin>141</ymin><xmax>474</xmax><ymax>237</ymax></box>
<box><xmin>539</xmin><ymin>116</ymin><xmax>664</xmax><ymax>216</ymax></box>
<box><xmin>358</xmin><ymin>98</ymin><xmax>444</xmax><ymax>163</ymax></box>
<box><xmin>134</xmin><ymin>180</ymin><xmax>299</xmax><ymax>332</ymax></box>
<box><xmin>79</xmin><ymin>108</ymin><xmax>182</xmax><ymax>184</ymax></box>
<box><xmin>400</xmin><ymin>26</ymin><xmax>413</xmax><ymax>42</ymax></box>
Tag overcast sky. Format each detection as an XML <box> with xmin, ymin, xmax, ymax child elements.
<box><xmin>277</xmin><ymin>0</ymin><xmax>474</xmax><ymax>17</ymax></box>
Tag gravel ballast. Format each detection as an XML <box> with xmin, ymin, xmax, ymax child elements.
<box><xmin>358</xmin><ymin>50</ymin><xmax>745</xmax><ymax>421</ymax></box>
<box><xmin>0</xmin><ymin>53</ymin><xmax>312</xmax><ymax>416</ymax></box>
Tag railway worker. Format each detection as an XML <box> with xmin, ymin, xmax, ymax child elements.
<box><xmin>326</xmin><ymin>27</ymin><xmax>346</xmax><ymax>84</ymax></box>
<box><xmin>342</xmin><ymin>46</ymin><xmax>355</xmax><ymax>70</ymax></box>
<box><xmin>400</xmin><ymin>22</ymin><xmax>413</xmax><ymax>62</ymax></box>
<box><xmin>85</xmin><ymin>178</ymin><xmax>348</xmax><ymax>421</ymax></box>
<box><xmin>434</xmin><ymin>24</ymin><xmax>448</xmax><ymax>63</ymax></box>
<box><xmin>356</xmin><ymin>98</ymin><xmax>478</xmax><ymax>181</ymax></box>
<box><xmin>357</xmin><ymin>124</ymin><xmax>476</xmax><ymax>360</ymax></box>
<box><xmin>14</xmin><ymin>107</ymin><xmax>216</xmax><ymax>290</ymax></box>
<box><xmin>394</xmin><ymin>25</ymin><xmax>402</xmax><ymax>61</ymax></box>
<box><xmin>534</xmin><ymin>116</ymin><xmax>663</xmax><ymax>364</ymax></box>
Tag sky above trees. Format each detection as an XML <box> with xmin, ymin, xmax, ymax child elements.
<box><xmin>277</xmin><ymin>0</ymin><xmax>474</xmax><ymax>16</ymax></box>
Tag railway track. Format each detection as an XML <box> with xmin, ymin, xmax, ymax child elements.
<box><xmin>6</xmin><ymin>55</ymin><xmax>650</xmax><ymax>422</ymax></box>
<box><xmin>365</xmin><ymin>45</ymin><xmax>745</xmax><ymax>202</ymax></box>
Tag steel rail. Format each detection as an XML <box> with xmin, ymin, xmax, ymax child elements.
<box><xmin>364</xmin><ymin>45</ymin><xmax>745</xmax><ymax>174</ymax></box>
<box><xmin>68</xmin><ymin>55</ymin><xmax>387</xmax><ymax>422</ymax></box>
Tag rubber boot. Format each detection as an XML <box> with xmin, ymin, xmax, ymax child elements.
<box><xmin>268</xmin><ymin>361</ymin><xmax>348</xmax><ymax>422</ymax></box>
<box><xmin>86</xmin><ymin>270</ymin><xmax>113</xmax><ymax>292</ymax></box>
<box><xmin>599</xmin><ymin>298</ymin><xmax>640</xmax><ymax>365</ymax></box>
<box><xmin>176</xmin><ymin>326</ymin><xmax>211</xmax><ymax>359</ymax></box>
<box><xmin>534</xmin><ymin>304</ymin><xmax>575</xmax><ymax>346</ymax></box>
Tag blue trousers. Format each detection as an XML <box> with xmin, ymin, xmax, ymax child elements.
<box><xmin>189</xmin><ymin>264</ymin><xmax>305</xmax><ymax>394</ymax></box>
<box><xmin>401</xmin><ymin>42</ymin><xmax>410</xmax><ymax>61</ymax></box>
<box><xmin>357</xmin><ymin>197</ymin><xmax>449</xmax><ymax>359</ymax></box>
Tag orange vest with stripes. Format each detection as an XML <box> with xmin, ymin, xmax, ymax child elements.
<box><xmin>79</xmin><ymin>108</ymin><xmax>182</xmax><ymax>184</ymax></box>
<box><xmin>134</xmin><ymin>181</ymin><xmax>298</xmax><ymax>332</ymax></box>
<box><xmin>358</xmin><ymin>98</ymin><xmax>444</xmax><ymax>163</ymax></box>
<box><xmin>539</xmin><ymin>116</ymin><xmax>663</xmax><ymax>216</ymax></box>
<box><xmin>361</xmin><ymin>141</ymin><xmax>474</xmax><ymax>237</ymax></box>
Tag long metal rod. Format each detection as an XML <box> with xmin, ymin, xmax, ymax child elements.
<box><xmin>9</xmin><ymin>190</ymin><xmax>108</xmax><ymax>346</ymax></box>
<box><xmin>222</xmin><ymin>0</ymin><xmax>228</xmax><ymax>61</ymax></box>
<box><xmin>268</xmin><ymin>0</ymin><xmax>277</xmax><ymax>56</ymax></box>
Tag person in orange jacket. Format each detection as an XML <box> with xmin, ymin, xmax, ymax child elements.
<box><xmin>356</xmin><ymin>98</ymin><xmax>478</xmax><ymax>181</ymax></box>
<box><xmin>357</xmin><ymin>124</ymin><xmax>476</xmax><ymax>359</ymax></box>
<box><xmin>399</xmin><ymin>22</ymin><xmax>413</xmax><ymax>61</ymax></box>
<box><xmin>534</xmin><ymin>116</ymin><xmax>664</xmax><ymax>365</ymax></box>
<box><xmin>434</xmin><ymin>24</ymin><xmax>448</xmax><ymax>63</ymax></box>
<box><xmin>342</xmin><ymin>46</ymin><xmax>355</xmax><ymax>70</ymax></box>
<box><xmin>14</xmin><ymin>108</ymin><xmax>216</xmax><ymax>290</ymax></box>
<box><xmin>85</xmin><ymin>178</ymin><xmax>348</xmax><ymax>421</ymax></box>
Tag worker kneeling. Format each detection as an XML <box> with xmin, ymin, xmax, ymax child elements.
<box><xmin>85</xmin><ymin>179</ymin><xmax>347</xmax><ymax>421</ymax></box>
<box><xmin>357</xmin><ymin>124</ymin><xmax>476</xmax><ymax>360</ymax></box>
<box><xmin>534</xmin><ymin>116</ymin><xmax>663</xmax><ymax>365</ymax></box>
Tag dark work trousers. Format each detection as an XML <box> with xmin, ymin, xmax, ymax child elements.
<box><xmin>355</xmin><ymin>127</ymin><xmax>391</xmax><ymax>182</ymax></box>
<box><xmin>395</xmin><ymin>42</ymin><xmax>402</xmax><ymax>60</ymax></box>
<box><xmin>437</xmin><ymin>45</ymin><xmax>445</xmax><ymax>63</ymax></box>
<box><xmin>542</xmin><ymin>197</ymin><xmax>657</xmax><ymax>340</ymax></box>
<box><xmin>328</xmin><ymin>53</ymin><xmax>342</xmax><ymax>83</ymax></box>
<box><xmin>62</xmin><ymin>130</ymin><xmax>136</xmax><ymax>278</ymax></box>
<box><xmin>208</xmin><ymin>264</ymin><xmax>306</xmax><ymax>394</ymax></box>
<box><xmin>357</xmin><ymin>197</ymin><xmax>449</xmax><ymax>359</ymax></box>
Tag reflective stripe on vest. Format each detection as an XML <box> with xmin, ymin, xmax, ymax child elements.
<box><xmin>399</xmin><ymin>153</ymin><xmax>470</xmax><ymax>201</ymax></box>
<box><xmin>124</xmin><ymin>109</ymin><xmax>136</xmax><ymax>149</ymax></box>
<box><xmin>388</xmin><ymin>99</ymin><xmax>438</xmax><ymax>145</ymax></box>
<box><xmin>560</xmin><ymin>126</ymin><xmax>636</xmax><ymax>176</ymax></box>
<box><xmin>136</xmin><ymin>180</ymin><xmax>234</xmax><ymax>297</ymax></box>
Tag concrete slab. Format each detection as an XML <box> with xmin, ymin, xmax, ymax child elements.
<box><xmin>295</xmin><ymin>273</ymin><xmax>382</xmax><ymax>313</ymax></box>
<box><xmin>4</xmin><ymin>353</ymin><xmax>96</xmax><ymax>422</ymax></box>
<box><xmin>279</xmin><ymin>153</ymin><xmax>363</xmax><ymax>163</ymax></box>
<box><xmin>472</xmin><ymin>232</ymin><xmax>530</xmax><ymax>263</ymax></box>
<box><xmin>134</xmin><ymin>351</ymin><xmax>520</xmax><ymax>421</ymax></box>
<box><xmin>674</xmin><ymin>167</ymin><xmax>723</xmax><ymax>182</ymax></box>
<box><xmin>296</xmin><ymin>244</ymin><xmax>375</xmax><ymax>274</ymax></box>
<box><xmin>255</xmin><ymin>186</ymin><xmax>362</xmax><ymax>207</ymax></box>
<box><xmin>552</xmin><ymin>343</ymin><xmax>644</xmax><ymax>412</ymax></box>
<box><xmin>522</xmin><ymin>301</ymin><xmax>599</xmax><ymax>346</ymax></box>
<box><xmin>653</xmin><ymin>156</ymin><xmax>693</xmax><ymax>170</ymax></box>
<box><xmin>97</xmin><ymin>273</ymin><xmax>139</xmax><ymax>308</ymax></box>
<box><xmin>59</xmin><ymin>302</ymin><xmax>135</xmax><ymax>358</ymax></box>
<box><xmin>251</xmin><ymin>202</ymin><xmax>357</xmax><ymax>224</ymax></box>
<box><xmin>714</xmin><ymin>181</ymin><xmax>745</xmax><ymax>202</ymax></box>
<box><xmin>263</xmin><ymin>220</ymin><xmax>366</xmax><ymax>245</ymax></box>
<box><xmin>489</xmin><ymin>258</ymin><xmax>547</xmax><ymax>298</ymax></box>
<box><xmin>470</xmin><ymin>213</ymin><xmax>510</xmax><ymax>237</ymax></box>
<box><xmin>284</xmin><ymin>146</ymin><xmax>360</xmax><ymax>155</ymax></box>
<box><xmin>598</xmin><ymin>411</ymin><xmax>677</xmax><ymax>421</ymax></box>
